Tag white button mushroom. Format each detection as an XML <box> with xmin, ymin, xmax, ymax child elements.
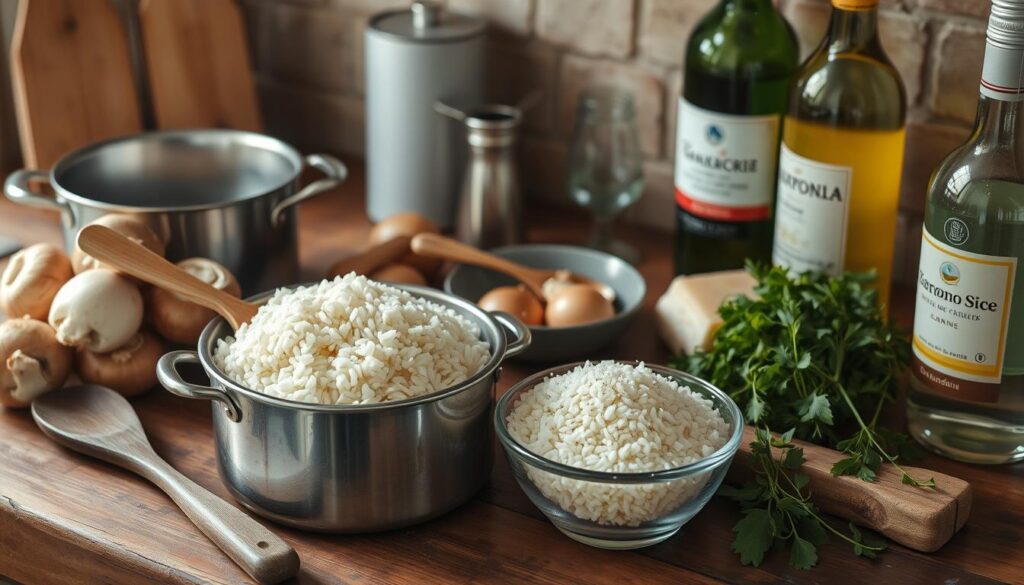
<box><xmin>0</xmin><ymin>243</ymin><xmax>74</xmax><ymax>320</ymax></box>
<box><xmin>76</xmin><ymin>330</ymin><xmax>165</xmax><ymax>397</ymax></box>
<box><xmin>71</xmin><ymin>214</ymin><xmax>165</xmax><ymax>274</ymax></box>
<box><xmin>48</xmin><ymin>269</ymin><xmax>143</xmax><ymax>353</ymax></box>
<box><xmin>148</xmin><ymin>258</ymin><xmax>241</xmax><ymax>345</ymax></box>
<box><xmin>0</xmin><ymin>318</ymin><xmax>72</xmax><ymax>408</ymax></box>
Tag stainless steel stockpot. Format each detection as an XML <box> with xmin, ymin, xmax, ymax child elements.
<box><xmin>156</xmin><ymin>285</ymin><xmax>531</xmax><ymax>532</ymax></box>
<box><xmin>4</xmin><ymin>130</ymin><xmax>347</xmax><ymax>293</ymax></box>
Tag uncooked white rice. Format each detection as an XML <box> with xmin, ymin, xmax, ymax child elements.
<box><xmin>214</xmin><ymin>274</ymin><xmax>490</xmax><ymax>405</ymax></box>
<box><xmin>505</xmin><ymin>361</ymin><xmax>729</xmax><ymax>527</ymax></box>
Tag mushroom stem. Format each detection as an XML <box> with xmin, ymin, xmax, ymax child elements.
<box><xmin>7</xmin><ymin>350</ymin><xmax>50</xmax><ymax>403</ymax></box>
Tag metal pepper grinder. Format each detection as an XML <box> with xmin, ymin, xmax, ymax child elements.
<box><xmin>438</xmin><ymin>103</ymin><xmax>524</xmax><ymax>249</ymax></box>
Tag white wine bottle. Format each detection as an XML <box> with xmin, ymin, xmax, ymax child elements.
<box><xmin>907</xmin><ymin>0</ymin><xmax>1024</xmax><ymax>464</ymax></box>
<box><xmin>772</xmin><ymin>0</ymin><xmax>905</xmax><ymax>310</ymax></box>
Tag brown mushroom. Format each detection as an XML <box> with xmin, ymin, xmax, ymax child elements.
<box><xmin>0</xmin><ymin>318</ymin><xmax>72</xmax><ymax>408</ymax></box>
<box><xmin>368</xmin><ymin>212</ymin><xmax>442</xmax><ymax>276</ymax></box>
<box><xmin>49</xmin><ymin>269</ymin><xmax>144</xmax><ymax>352</ymax></box>
<box><xmin>148</xmin><ymin>258</ymin><xmax>241</xmax><ymax>345</ymax></box>
<box><xmin>0</xmin><ymin>243</ymin><xmax>73</xmax><ymax>320</ymax></box>
<box><xmin>72</xmin><ymin>214</ymin><xmax>165</xmax><ymax>274</ymax></box>
<box><xmin>76</xmin><ymin>330</ymin><xmax>164</xmax><ymax>397</ymax></box>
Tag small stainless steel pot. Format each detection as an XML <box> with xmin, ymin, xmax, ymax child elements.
<box><xmin>4</xmin><ymin>130</ymin><xmax>347</xmax><ymax>293</ymax></box>
<box><xmin>156</xmin><ymin>285</ymin><xmax>530</xmax><ymax>532</ymax></box>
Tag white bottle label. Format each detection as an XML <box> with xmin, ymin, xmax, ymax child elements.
<box><xmin>771</xmin><ymin>144</ymin><xmax>853</xmax><ymax>274</ymax></box>
<box><xmin>674</xmin><ymin>99</ymin><xmax>780</xmax><ymax>222</ymax></box>
<box><xmin>912</xmin><ymin>228</ymin><xmax>1017</xmax><ymax>402</ymax></box>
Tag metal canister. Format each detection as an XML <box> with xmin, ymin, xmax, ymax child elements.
<box><xmin>365</xmin><ymin>2</ymin><xmax>485</xmax><ymax>229</ymax></box>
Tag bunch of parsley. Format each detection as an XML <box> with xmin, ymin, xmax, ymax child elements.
<box><xmin>671</xmin><ymin>263</ymin><xmax>934</xmax><ymax>568</ymax></box>
<box><xmin>719</xmin><ymin>428</ymin><xmax>887</xmax><ymax>569</ymax></box>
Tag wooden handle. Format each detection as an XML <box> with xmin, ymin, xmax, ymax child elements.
<box><xmin>328</xmin><ymin>235</ymin><xmax>411</xmax><ymax>278</ymax></box>
<box><xmin>77</xmin><ymin>224</ymin><xmax>257</xmax><ymax>329</ymax></box>
<box><xmin>410</xmin><ymin>234</ymin><xmax>546</xmax><ymax>299</ymax></box>
<box><xmin>141</xmin><ymin>457</ymin><xmax>299</xmax><ymax>584</ymax></box>
<box><xmin>730</xmin><ymin>426</ymin><xmax>972</xmax><ymax>553</ymax></box>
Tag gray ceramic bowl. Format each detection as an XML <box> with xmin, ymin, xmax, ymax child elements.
<box><xmin>444</xmin><ymin>245</ymin><xmax>645</xmax><ymax>362</ymax></box>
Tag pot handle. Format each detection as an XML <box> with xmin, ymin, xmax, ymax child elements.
<box><xmin>491</xmin><ymin>311</ymin><xmax>532</xmax><ymax>358</ymax></box>
<box><xmin>270</xmin><ymin>154</ymin><xmax>348</xmax><ymax>228</ymax></box>
<box><xmin>157</xmin><ymin>350</ymin><xmax>242</xmax><ymax>423</ymax></box>
<box><xmin>4</xmin><ymin>169</ymin><xmax>71</xmax><ymax>216</ymax></box>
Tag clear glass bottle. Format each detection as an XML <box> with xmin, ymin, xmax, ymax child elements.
<box><xmin>673</xmin><ymin>0</ymin><xmax>798</xmax><ymax>275</ymax></box>
<box><xmin>773</xmin><ymin>0</ymin><xmax>906</xmax><ymax>310</ymax></box>
<box><xmin>907</xmin><ymin>0</ymin><xmax>1024</xmax><ymax>464</ymax></box>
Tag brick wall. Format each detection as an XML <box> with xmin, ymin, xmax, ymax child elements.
<box><xmin>241</xmin><ymin>0</ymin><xmax>990</xmax><ymax>284</ymax></box>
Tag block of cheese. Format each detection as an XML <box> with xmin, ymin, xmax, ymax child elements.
<box><xmin>655</xmin><ymin>269</ymin><xmax>757</xmax><ymax>355</ymax></box>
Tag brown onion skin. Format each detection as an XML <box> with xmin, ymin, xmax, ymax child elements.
<box><xmin>369</xmin><ymin>264</ymin><xmax>428</xmax><ymax>286</ymax></box>
<box><xmin>368</xmin><ymin>213</ymin><xmax>442</xmax><ymax>276</ymax></box>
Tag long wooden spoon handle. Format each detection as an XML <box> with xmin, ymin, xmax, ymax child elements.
<box><xmin>141</xmin><ymin>457</ymin><xmax>299</xmax><ymax>584</ymax></box>
<box><xmin>410</xmin><ymin>234</ymin><xmax>545</xmax><ymax>299</ymax></box>
<box><xmin>729</xmin><ymin>426</ymin><xmax>972</xmax><ymax>553</ymax></box>
<box><xmin>328</xmin><ymin>235</ymin><xmax>412</xmax><ymax>277</ymax></box>
<box><xmin>77</xmin><ymin>224</ymin><xmax>257</xmax><ymax>329</ymax></box>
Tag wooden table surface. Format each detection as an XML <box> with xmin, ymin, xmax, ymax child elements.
<box><xmin>1</xmin><ymin>165</ymin><xmax>1021</xmax><ymax>585</ymax></box>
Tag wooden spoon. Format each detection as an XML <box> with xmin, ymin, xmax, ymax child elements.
<box><xmin>731</xmin><ymin>426</ymin><xmax>972</xmax><ymax>553</ymax></box>
<box><xmin>410</xmin><ymin>234</ymin><xmax>616</xmax><ymax>302</ymax></box>
<box><xmin>77</xmin><ymin>224</ymin><xmax>258</xmax><ymax>329</ymax></box>
<box><xmin>327</xmin><ymin>235</ymin><xmax>412</xmax><ymax>278</ymax></box>
<box><xmin>31</xmin><ymin>385</ymin><xmax>300</xmax><ymax>584</ymax></box>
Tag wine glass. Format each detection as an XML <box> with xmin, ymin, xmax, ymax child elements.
<box><xmin>567</xmin><ymin>85</ymin><xmax>645</xmax><ymax>264</ymax></box>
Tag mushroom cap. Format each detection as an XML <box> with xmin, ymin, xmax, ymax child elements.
<box><xmin>148</xmin><ymin>258</ymin><xmax>240</xmax><ymax>345</ymax></box>
<box><xmin>48</xmin><ymin>269</ymin><xmax>144</xmax><ymax>352</ymax></box>
<box><xmin>0</xmin><ymin>243</ymin><xmax>73</xmax><ymax>320</ymax></box>
<box><xmin>76</xmin><ymin>330</ymin><xmax>164</xmax><ymax>397</ymax></box>
<box><xmin>0</xmin><ymin>318</ymin><xmax>72</xmax><ymax>407</ymax></box>
<box><xmin>72</xmin><ymin>214</ymin><xmax>165</xmax><ymax>274</ymax></box>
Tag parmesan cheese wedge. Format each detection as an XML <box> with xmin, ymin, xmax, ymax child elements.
<box><xmin>655</xmin><ymin>270</ymin><xmax>757</xmax><ymax>355</ymax></box>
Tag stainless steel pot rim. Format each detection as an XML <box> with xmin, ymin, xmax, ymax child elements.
<box><xmin>494</xmin><ymin>361</ymin><xmax>744</xmax><ymax>483</ymax></box>
<box><xmin>195</xmin><ymin>283</ymin><xmax>516</xmax><ymax>413</ymax></box>
<box><xmin>48</xmin><ymin>129</ymin><xmax>305</xmax><ymax>213</ymax></box>
<box><xmin>443</xmin><ymin>243</ymin><xmax>647</xmax><ymax>331</ymax></box>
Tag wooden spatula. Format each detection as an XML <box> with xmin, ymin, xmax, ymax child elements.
<box><xmin>730</xmin><ymin>426</ymin><xmax>971</xmax><ymax>553</ymax></box>
<box><xmin>77</xmin><ymin>224</ymin><xmax>259</xmax><ymax>329</ymax></box>
<box><xmin>32</xmin><ymin>385</ymin><xmax>299</xmax><ymax>584</ymax></box>
<box><xmin>327</xmin><ymin>235</ymin><xmax>413</xmax><ymax>278</ymax></box>
<box><xmin>410</xmin><ymin>234</ymin><xmax>615</xmax><ymax>302</ymax></box>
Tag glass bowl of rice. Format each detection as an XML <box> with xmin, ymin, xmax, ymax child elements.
<box><xmin>495</xmin><ymin>360</ymin><xmax>743</xmax><ymax>550</ymax></box>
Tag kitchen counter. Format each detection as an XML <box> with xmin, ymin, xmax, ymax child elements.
<box><xmin>0</xmin><ymin>164</ymin><xmax>1020</xmax><ymax>585</ymax></box>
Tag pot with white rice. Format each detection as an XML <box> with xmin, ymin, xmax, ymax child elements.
<box><xmin>157</xmin><ymin>274</ymin><xmax>530</xmax><ymax>532</ymax></box>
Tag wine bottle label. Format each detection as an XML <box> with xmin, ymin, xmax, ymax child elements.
<box><xmin>912</xmin><ymin>228</ymin><xmax>1017</xmax><ymax>402</ymax></box>
<box><xmin>673</xmin><ymin>99</ymin><xmax>779</xmax><ymax>222</ymax></box>
<box><xmin>771</xmin><ymin>144</ymin><xmax>853</xmax><ymax>274</ymax></box>
<box><xmin>980</xmin><ymin>44</ymin><xmax>1024</xmax><ymax>101</ymax></box>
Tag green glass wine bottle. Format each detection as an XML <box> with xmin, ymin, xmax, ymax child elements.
<box><xmin>673</xmin><ymin>0</ymin><xmax>798</xmax><ymax>275</ymax></box>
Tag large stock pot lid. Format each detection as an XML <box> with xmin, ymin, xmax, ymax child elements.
<box><xmin>50</xmin><ymin>130</ymin><xmax>304</xmax><ymax>211</ymax></box>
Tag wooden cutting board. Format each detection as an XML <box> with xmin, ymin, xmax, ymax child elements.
<box><xmin>138</xmin><ymin>0</ymin><xmax>262</xmax><ymax>131</ymax></box>
<box><xmin>730</xmin><ymin>426</ymin><xmax>972</xmax><ymax>553</ymax></box>
<box><xmin>10</xmin><ymin>0</ymin><xmax>143</xmax><ymax>169</ymax></box>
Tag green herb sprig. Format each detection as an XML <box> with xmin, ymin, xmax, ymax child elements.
<box><xmin>675</xmin><ymin>262</ymin><xmax>933</xmax><ymax>488</ymax></box>
<box><xmin>721</xmin><ymin>428</ymin><xmax>887</xmax><ymax>569</ymax></box>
